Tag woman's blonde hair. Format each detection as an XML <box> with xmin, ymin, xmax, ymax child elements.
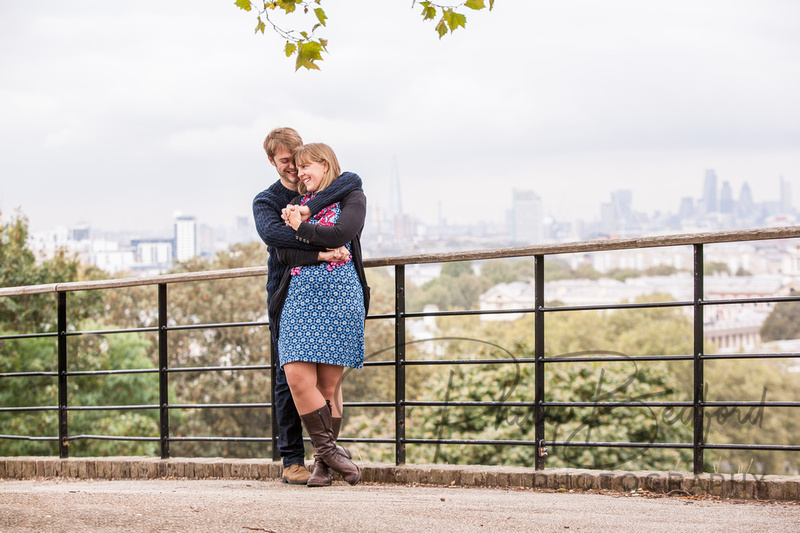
<box><xmin>294</xmin><ymin>143</ymin><xmax>341</xmax><ymax>195</ymax></box>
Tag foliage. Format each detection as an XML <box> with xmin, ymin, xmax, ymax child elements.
<box><xmin>0</xmin><ymin>323</ymin><xmax>161</xmax><ymax>457</ymax></box>
<box><xmin>480</xmin><ymin>258</ymin><xmax>533</xmax><ymax>285</ymax></box>
<box><xmin>760</xmin><ymin>301</ymin><xmax>800</xmax><ymax>342</ymax></box>
<box><xmin>235</xmin><ymin>0</ymin><xmax>496</xmax><ymax>70</ymax></box>
<box><xmin>690</xmin><ymin>358</ymin><xmax>799</xmax><ymax>475</ymax></box>
<box><xmin>544</xmin><ymin>258</ymin><xmax>603</xmax><ymax>282</ymax></box>
<box><xmin>704</xmin><ymin>261</ymin><xmax>731</xmax><ymax>276</ymax></box>
<box><xmin>408</xmin><ymin>260</ymin><xmax>492</xmax><ymax>312</ymax></box>
<box><xmin>401</xmin><ymin>297</ymin><xmax>696</xmax><ymax>470</ymax></box>
<box><xmin>0</xmin><ymin>210</ymin><xmax>107</xmax><ymax>333</ymax></box>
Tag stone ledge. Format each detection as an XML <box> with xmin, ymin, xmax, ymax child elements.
<box><xmin>1</xmin><ymin>457</ymin><xmax>798</xmax><ymax>501</ymax></box>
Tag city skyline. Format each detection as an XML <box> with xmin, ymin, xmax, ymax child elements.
<box><xmin>1</xmin><ymin>1</ymin><xmax>798</xmax><ymax>234</ymax></box>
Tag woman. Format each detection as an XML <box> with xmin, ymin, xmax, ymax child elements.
<box><xmin>268</xmin><ymin>142</ymin><xmax>369</xmax><ymax>486</ymax></box>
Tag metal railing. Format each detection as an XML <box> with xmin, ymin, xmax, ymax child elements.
<box><xmin>2</xmin><ymin>227</ymin><xmax>800</xmax><ymax>474</ymax></box>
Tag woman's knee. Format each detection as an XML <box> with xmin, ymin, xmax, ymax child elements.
<box><xmin>284</xmin><ymin>362</ymin><xmax>317</xmax><ymax>392</ymax></box>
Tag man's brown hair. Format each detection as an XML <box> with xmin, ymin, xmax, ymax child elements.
<box><xmin>263</xmin><ymin>127</ymin><xmax>303</xmax><ymax>160</ymax></box>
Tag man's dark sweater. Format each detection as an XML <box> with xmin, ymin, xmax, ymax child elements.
<box><xmin>252</xmin><ymin>171</ymin><xmax>363</xmax><ymax>303</ymax></box>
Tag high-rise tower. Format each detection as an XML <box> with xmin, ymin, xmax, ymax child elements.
<box><xmin>174</xmin><ymin>214</ymin><xmax>197</xmax><ymax>262</ymax></box>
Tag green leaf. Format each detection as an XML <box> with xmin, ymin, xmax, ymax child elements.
<box><xmin>276</xmin><ymin>0</ymin><xmax>297</xmax><ymax>14</ymax></box>
<box><xmin>464</xmin><ymin>0</ymin><xmax>485</xmax><ymax>10</ymax></box>
<box><xmin>284</xmin><ymin>41</ymin><xmax>297</xmax><ymax>57</ymax></box>
<box><xmin>254</xmin><ymin>16</ymin><xmax>266</xmax><ymax>34</ymax></box>
<box><xmin>234</xmin><ymin>0</ymin><xmax>253</xmax><ymax>12</ymax></box>
<box><xmin>420</xmin><ymin>2</ymin><xmax>437</xmax><ymax>21</ymax></box>
<box><xmin>489</xmin><ymin>0</ymin><xmax>495</xmax><ymax>10</ymax></box>
<box><xmin>442</xmin><ymin>9</ymin><xmax>467</xmax><ymax>32</ymax></box>
<box><xmin>435</xmin><ymin>17</ymin><xmax>448</xmax><ymax>39</ymax></box>
<box><xmin>295</xmin><ymin>40</ymin><xmax>324</xmax><ymax>71</ymax></box>
<box><xmin>314</xmin><ymin>7</ymin><xmax>327</xmax><ymax>27</ymax></box>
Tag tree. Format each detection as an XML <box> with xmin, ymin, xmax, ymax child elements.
<box><xmin>480</xmin><ymin>258</ymin><xmax>533</xmax><ymax>285</ymax></box>
<box><xmin>235</xmin><ymin>0</ymin><xmax>497</xmax><ymax>70</ymax></box>
<box><xmin>405</xmin><ymin>296</ymin><xmax>696</xmax><ymax>471</ymax></box>
<box><xmin>760</xmin><ymin>301</ymin><xmax>800</xmax><ymax>341</ymax></box>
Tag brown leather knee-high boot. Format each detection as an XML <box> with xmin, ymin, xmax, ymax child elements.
<box><xmin>307</xmin><ymin>410</ymin><xmax>351</xmax><ymax>487</ymax></box>
<box><xmin>300</xmin><ymin>405</ymin><xmax>360</xmax><ymax>485</ymax></box>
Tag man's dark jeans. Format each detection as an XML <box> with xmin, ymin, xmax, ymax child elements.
<box><xmin>272</xmin><ymin>342</ymin><xmax>306</xmax><ymax>468</ymax></box>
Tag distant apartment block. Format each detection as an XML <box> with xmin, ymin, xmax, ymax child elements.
<box><xmin>174</xmin><ymin>214</ymin><xmax>197</xmax><ymax>262</ymax></box>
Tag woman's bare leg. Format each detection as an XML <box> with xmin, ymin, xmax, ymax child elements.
<box><xmin>316</xmin><ymin>363</ymin><xmax>345</xmax><ymax>417</ymax></box>
<box><xmin>283</xmin><ymin>361</ymin><xmax>326</xmax><ymax>415</ymax></box>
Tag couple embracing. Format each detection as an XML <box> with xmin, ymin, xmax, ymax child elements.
<box><xmin>253</xmin><ymin>127</ymin><xmax>369</xmax><ymax>487</ymax></box>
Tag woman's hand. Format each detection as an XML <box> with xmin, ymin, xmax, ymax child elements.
<box><xmin>282</xmin><ymin>204</ymin><xmax>312</xmax><ymax>230</ymax></box>
<box><xmin>318</xmin><ymin>246</ymin><xmax>350</xmax><ymax>263</ymax></box>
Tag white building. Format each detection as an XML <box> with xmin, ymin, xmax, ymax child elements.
<box><xmin>174</xmin><ymin>214</ymin><xmax>197</xmax><ymax>262</ymax></box>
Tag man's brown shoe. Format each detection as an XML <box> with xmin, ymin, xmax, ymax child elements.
<box><xmin>282</xmin><ymin>463</ymin><xmax>311</xmax><ymax>485</ymax></box>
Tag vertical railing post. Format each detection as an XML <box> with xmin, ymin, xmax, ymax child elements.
<box><xmin>269</xmin><ymin>341</ymin><xmax>280</xmax><ymax>462</ymax></box>
<box><xmin>158</xmin><ymin>283</ymin><xmax>170</xmax><ymax>459</ymax></box>
<box><xmin>534</xmin><ymin>255</ymin><xmax>546</xmax><ymax>470</ymax></box>
<box><xmin>394</xmin><ymin>264</ymin><xmax>406</xmax><ymax>466</ymax></box>
<box><xmin>692</xmin><ymin>244</ymin><xmax>705</xmax><ymax>474</ymax></box>
<box><xmin>57</xmin><ymin>291</ymin><xmax>69</xmax><ymax>459</ymax></box>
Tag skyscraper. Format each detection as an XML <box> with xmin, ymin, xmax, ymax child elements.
<box><xmin>511</xmin><ymin>189</ymin><xmax>543</xmax><ymax>244</ymax></box>
<box><xmin>174</xmin><ymin>214</ymin><xmax>197</xmax><ymax>262</ymax></box>
<box><xmin>719</xmin><ymin>181</ymin><xmax>734</xmax><ymax>214</ymax></box>
<box><xmin>780</xmin><ymin>176</ymin><xmax>792</xmax><ymax>214</ymax></box>
<box><xmin>703</xmin><ymin>169</ymin><xmax>718</xmax><ymax>214</ymax></box>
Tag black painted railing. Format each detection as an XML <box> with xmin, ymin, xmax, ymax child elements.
<box><xmin>2</xmin><ymin>227</ymin><xmax>800</xmax><ymax>474</ymax></box>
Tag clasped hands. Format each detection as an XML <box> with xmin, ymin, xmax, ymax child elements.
<box><xmin>281</xmin><ymin>203</ymin><xmax>350</xmax><ymax>264</ymax></box>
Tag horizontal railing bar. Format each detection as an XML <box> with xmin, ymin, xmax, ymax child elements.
<box><xmin>544</xmin><ymin>354</ymin><xmax>694</xmax><ymax>363</ymax></box>
<box><xmin>404</xmin><ymin>308</ymin><xmax>536</xmax><ymax>319</ymax></box>
<box><xmin>66</xmin><ymin>435</ymin><xmax>159</xmax><ymax>442</ymax></box>
<box><xmin>0</xmin><ymin>435</ymin><xmax>59</xmax><ymax>441</ymax></box>
<box><xmin>0</xmin><ymin>406</ymin><xmax>57</xmax><ymax>412</ymax></box>
<box><xmin>403</xmin><ymin>358</ymin><xmax>537</xmax><ymax>366</ymax></box>
<box><xmin>168</xmin><ymin>403</ymin><xmax>271</xmax><ymax>409</ymax></box>
<box><xmin>166</xmin><ymin>320</ymin><xmax>268</xmax><ymax>332</ymax></box>
<box><xmin>546</xmin><ymin>441</ymin><xmax>693</xmax><ymax>449</ymax></box>
<box><xmin>703</xmin><ymin>443</ymin><xmax>800</xmax><ymax>451</ymax></box>
<box><xmin>342</xmin><ymin>402</ymin><xmax>396</xmax><ymax>408</ymax></box>
<box><xmin>403</xmin><ymin>438</ymin><xmax>540</xmax><ymax>445</ymax></box>
<box><xmin>400</xmin><ymin>439</ymin><xmax>692</xmax><ymax>450</ymax></box>
<box><xmin>2</xmin><ymin>226</ymin><xmax>799</xmax><ymax>297</ymax></box>
<box><xmin>367</xmin><ymin>226</ymin><xmax>800</xmax><ymax>267</ymax></box>
<box><xmin>167</xmin><ymin>437</ymin><xmax>272</xmax><ymax>442</ymax></box>
<box><xmin>541</xmin><ymin>401</ymin><xmax>693</xmax><ymax>408</ymax></box>
<box><xmin>702</xmin><ymin>353</ymin><xmax>800</xmax><ymax>360</ymax></box>
<box><xmin>66</xmin><ymin>405</ymin><xmax>157</xmax><ymax>411</ymax></box>
<box><xmin>65</xmin><ymin>326</ymin><xmax>159</xmax><ymax>337</ymax></box>
<box><xmin>702</xmin><ymin>401</ymin><xmax>800</xmax><ymax>407</ymax></box>
<box><xmin>67</xmin><ymin>369</ymin><xmax>158</xmax><ymax>376</ymax></box>
<box><xmin>165</xmin><ymin>365</ymin><xmax>271</xmax><ymax>374</ymax></box>
<box><xmin>0</xmin><ymin>332</ymin><xmax>58</xmax><ymax>340</ymax></box>
<box><xmin>544</xmin><ymin>301</ymin><xmax>691</xmax><ymax>313</ymax></box>
<box><xmin>0</xmin><ymin>372</ymin><xmax>57</xmax><ymax>378</ymax></box>
<box><xmin>703</xmin><ymin>295</ymin><xmax>800</xmax><ymax>306</ymax></box>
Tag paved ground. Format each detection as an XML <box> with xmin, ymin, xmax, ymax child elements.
<box><xmin>1</xmin><ymin>478</ymin><xmax>798</xmax><ymax>532</ymax></box>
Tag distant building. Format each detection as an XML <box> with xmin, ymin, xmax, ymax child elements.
<box><xmin>703</xmin><ymin>169</ymin><xmax>718</xmax><ymax>214</ymax></box>
<box><xmin>511</xmin><ymin>189</ymin><xmax>543</xmax><ymax>244</ymax></box>
<box><xmin>133</xmin><ymin>239</ymin><xmax>173</xmax><ymax>267</ymax></box>
<box><xmin>719</xmin><ymin>181</ymin><xmax>734</xmax><ymax>214</ymax></box>
<box><xmin>780</xmin><ymin>176</ymin><xmax>793</xmax><ymax>214</ymax></box>
<box><xmin>174</xmin><ymin>214</ymin><xmax>197</xmax><ymax>262</ymax></box>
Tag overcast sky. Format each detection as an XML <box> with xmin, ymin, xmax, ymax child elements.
<box><xmin>1</xmin><ymin>1</ymin><xmax>799</xmax><ymax>235</ymax></box>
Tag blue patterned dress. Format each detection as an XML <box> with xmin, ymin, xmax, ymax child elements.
<box><xmin>278</xmin><ymin>199</ymin><xmax>366</xmax><ymax>369</ymax></box>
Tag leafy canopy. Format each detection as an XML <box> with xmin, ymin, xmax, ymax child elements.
<box><xmin>235</xmin><ymin>0</ymin><xmax>496</xmax><ymax>70</ymax></box>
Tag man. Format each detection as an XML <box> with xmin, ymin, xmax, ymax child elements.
<box><xmin>252</xmin><ymin>127</ymin><xmax>362</xmax><ymax>484</ymax></box>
